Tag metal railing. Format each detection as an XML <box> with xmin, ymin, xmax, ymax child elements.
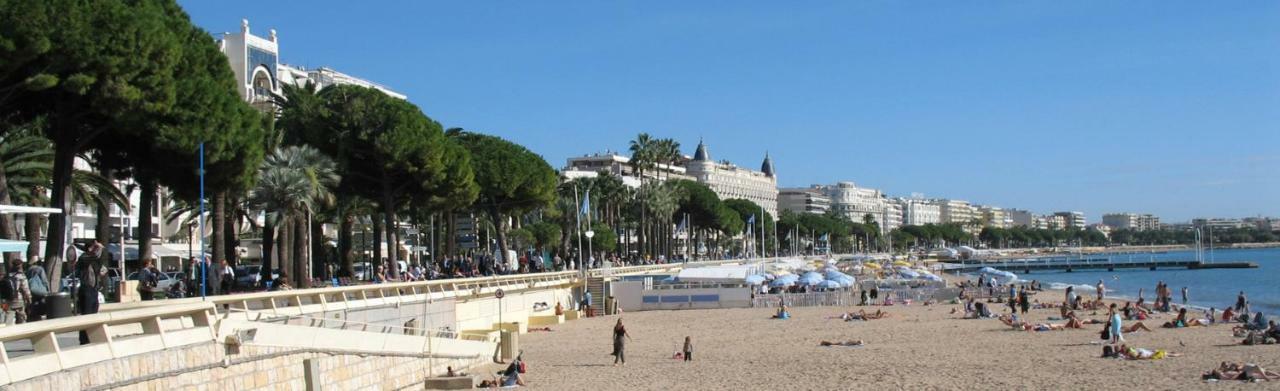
<box><xmin>753</xmin><ymin>291</ymin><xmax>857</xmax><ymax>308</ymax></box>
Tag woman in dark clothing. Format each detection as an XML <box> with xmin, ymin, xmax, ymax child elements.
<box><xmin>612</xmin><ymin>319</ymin><xmax>631</xmax><ymax>366</ymax></box>
<box><xmin>1018</xmin><ymin>288</ymin><xmax>1030</xmax><ymax>314</ymax></box>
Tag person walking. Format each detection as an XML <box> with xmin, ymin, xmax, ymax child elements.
<box><xmin>611</xmin><ymin>318</ymin><xmax>631</xmax><ymax>366</ymax></box>
<box><xmin>1018</xmin><ymin>287</ymin><xmax>1030</xmax><ymax>315</ymax></box>
<box><xmin>1096</xmin><ymin>279</ymin><xmax>1106</xmax><ymax>301</ymax></box>
<box><xmin>77</xmin><ymin>243</ymin><xmax>106</xmax><ymax>344</ymax></box>
<box><xmin>1181</xmin><ymin>287</ymin><xmax>1189</xmax><ymax>306</ymax></box>
<box><xmin>583</xmin><ymin>291</ymin><xmax>594</xmax><ymax>318</ymax></box>
<box><xmin>682</xmin><ymin>336</ymin><xmax>693</xmax><ymax>362</ymax></box>
<box><xmin>4</xmin><ymin>262</ymin><xmax>32</xmax><ymax>324</ymax></box>
<box><xmin>218</xmin><ymin>260</ymin><xmax>234</xmax><ymax>294</ymax></box>
<box><xmin>25</xmin><ymin>257</ymin><xmax>48</xmax><ymax>321</ymax></box>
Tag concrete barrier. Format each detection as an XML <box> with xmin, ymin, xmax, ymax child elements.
<box><xmin>423</xmin><ymin>376</ymin><xmax>476</xmax><ymax>389</ymax></box>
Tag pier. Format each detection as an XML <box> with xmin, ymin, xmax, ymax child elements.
<box><xmin>941</xmin><ymin>257</ymin><xmax>1258</xmax><ymax>273</ymax></box>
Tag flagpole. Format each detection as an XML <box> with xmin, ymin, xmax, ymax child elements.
<box><xmin>198</xmin><ymin>143</ymin><xmax>206</xmax><ymax>299</ymax></box>
<box><xmin>583</xmin><ymin>188</ymin><xmax>592</xmax><ymax>268</ymax></box>
<box><xmin>573</xmin><ymin>184</ymin><xmax>583</xmax><ymax>272</ymax></box>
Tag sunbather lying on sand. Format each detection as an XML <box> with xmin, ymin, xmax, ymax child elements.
<box><xmin>1118</xmin><ymin>344</ymin><xmax>1181</xmax><ymax>360</ymax></box>
<box><xmin>1000</xmin><ymin>315</ymin><xmax>1066</xmax><ymax>331</ymax></box>
<box><xmin>1203</xmin><ymin>362</ymin><xmax>1280</xmax><ymax>381</ymax></box>
<box><xmin>819</xmin><ymin>340</ymin><xmax>865</xmax><ymax>347</ymax></box>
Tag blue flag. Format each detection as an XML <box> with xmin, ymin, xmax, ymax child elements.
<box><xmin>747</xmin><ymin>214</ymin><xmax>755</xmax><ymax>225</ymax></box>
<box><xmin>819</xmin><ymin>233</ymin><xmax>829</xmax><ymax>241</ymax></box>
<box><xmin>580</xmin><ymin>189</ymin><xmax>590</xmax><ymax>217</ymax></box>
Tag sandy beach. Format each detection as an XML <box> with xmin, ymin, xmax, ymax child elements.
<box><xmin>494</xmin><ymin>298</ymin><xmax>1280</xmax><ymax>390</ymax></box>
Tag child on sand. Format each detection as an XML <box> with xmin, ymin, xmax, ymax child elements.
<box><xmin>683</xmin><ymin>336</ymin><xmax>693</xmax><ymax>362</ymax></box>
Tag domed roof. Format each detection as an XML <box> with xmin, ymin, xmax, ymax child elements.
<box><xmin>692</xmin><ymin>139</ymin><xmax>710</xmax><ymax>161</ymax></box>
<box><xmin>761</xmin><ymin>152</ymin><xmax>775</xmax><ymax>176</ymax></box>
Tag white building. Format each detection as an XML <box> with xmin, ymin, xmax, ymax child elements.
<box><xmin>819</xmin><ymin>182</ymin><xmax>899</xmax><ymax>233</ymax></box>
<box><xmin>562</xmin><ymin>151</ymin><xmax>692</xmax><ymax>188</ymax></box>
<box><xmin>218</xmin><ymin>18</ymin><xmax>405</xmax><ymax>112</ymax></box>
<box><xmin>684</xmin><ymin>141</ymin><xmax>779</xmax><ymax>218</ymax></box>
<box><xmin>898</xmin><ymin>197</ymin><xmax>943</xmax><ymax>226</ymax></box>
<box><xmin>1008</xmin><ymin>209</ymin><xmax>1036</xmax><ymax>228</ymax></box>
<box><xmin>779</xmin><ymin>187</ymin><xmax>831</xmax><ymax>215</ymax></box>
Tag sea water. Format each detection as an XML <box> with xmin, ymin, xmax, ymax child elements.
<box><xmin>994</xmin><ymin>248</ymin><xmax>1279</xmax><ymax>314</ymax></box>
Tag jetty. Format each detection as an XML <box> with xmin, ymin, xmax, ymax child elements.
<box><xmin>940</xmin><ymin>256</ymin><xmax>1258</xmax><ymax>273</ymax></box>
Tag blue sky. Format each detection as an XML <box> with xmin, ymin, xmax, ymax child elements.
<box><xmin>180</xmin><ymin>1</ymin><xmax>1280</xmax><ymax>222</ymax></box>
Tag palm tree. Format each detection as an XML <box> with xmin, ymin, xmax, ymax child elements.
<box><xmin>0</xmin><ymin>128</ymin><xmax>129</xmax><ymax>260</ymax></box>
<box><xmin>250</xmin><ymin>146</ymin><xmax>339</xmax><ymax>288</ymax></box>
<box><xmin>628</xmin><ymin>133</ymin><xmax>656</xmax><ymax>182</ymax></box>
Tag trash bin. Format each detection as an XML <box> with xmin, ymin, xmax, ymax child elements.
<box><xmin>46</xmin><ymin>292</ymin><xmax>72</xmax><ymax>319</ymax></box>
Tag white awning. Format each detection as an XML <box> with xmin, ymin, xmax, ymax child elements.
<box><xmin>675</xmin><ymin>265</ymin><xmax>757</xmax><ymax>283</ymax></box>
<box><xmin>0</xmin><ymin>205</ymin><xmax>63</xmax><ymax>215</ymax></box>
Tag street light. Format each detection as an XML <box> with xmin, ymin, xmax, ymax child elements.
<box><xmin>584</xmin><ymin>230</ymin><xmax>594</xmax><ymax>269</ymax></box>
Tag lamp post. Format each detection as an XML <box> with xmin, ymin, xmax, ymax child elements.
<box><xmin>585</xmin><ymin>229</ymin><xmax>595</xmax><ymax>269</ymax></box>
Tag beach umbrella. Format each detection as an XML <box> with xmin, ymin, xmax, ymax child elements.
<box><xmin>817</xmin><ymin>280</ymin><xmax>842</xmax><ymax>290</ymax></box>
<box><xmin>744</xmin><ymin>275</ymin><xmax>767</xmax><ymax>285</ymax></box>
<box><xmin>798</xmin><ymin>271</ymin><xmax>825</xmax><ymax>286</ymax></box>
<box><xmin>769</xmin><ymin>278</ymin><xmax>794</xmax><ymax>288</ymax></box>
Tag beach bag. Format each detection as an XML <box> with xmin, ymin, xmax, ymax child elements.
<box><xmin>28</xmin><ymin>272</ymin><xmax>48</xmax><ymax>297</ymax></box>
<box><xmin>517</xmin><ymin>361</ymin><xmax>526</xmax><ymax>374</ymax></box>
<box><xmin>1100</xmin><ymin>327</ymin><xmax>1111</xmax><ymax>341</ymax></box>
<box><xmin>1101</xmin><ymin>345</ymin><xmax>1116</xmax><ymax>358</ymax></box>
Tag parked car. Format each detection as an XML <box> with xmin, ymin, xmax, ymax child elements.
<box><xmin>127</xmin><ymin>270</ymin><xmax>181</xmax><ymax>293</ymax></box>
<box><xmin>234</xmin><ymin>265</ymin><xmax>263</xmax><ymax>290</ymax></box>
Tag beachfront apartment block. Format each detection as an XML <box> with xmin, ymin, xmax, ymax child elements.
<box><xmin>939</xmin><ymin>199</ymin><xmax>978</xmax><ymax>226</ymax></box>
<box><xmin>562</xmin><ymin>152</ymin><xmax>693</xmax><ymax>187</ymax></box>
<box><xmin>899</xmin><ymin>197</ymin><xmax>943</xmax><ymax>226</ymax></box>
<box><xmin>1053</xmin><ymin>211</ymin><xmax>1086</xmax><ymax>229</ymax></box>
<box><xmin>978</xmin><ymin>205</ymin><xmax>1013</xmax><ymax>229</ymax></box>
<box><xmin>779</xmin><ymin>187</ymin><xmax>831</xmax><ymax>215</ymax></box>
<box><xmin>819</xmin><ymin>182</ymin><xmax>900</xmax><ymax>233</ymax></box>
<box><xmin>1102</xmin><ymin>213</ymin><xmax>1161</xmax><ymax>231</ymax></box>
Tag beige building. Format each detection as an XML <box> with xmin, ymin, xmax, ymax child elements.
<box><xmin>779</xmin><ymin>187</ymin><xmax>831</xmax><ymax>215</ymax></box>
<box><xmin>684</xmin><ymin>141</ymin><xmax>779</xmax><ymax>218</ymax></box>
<box><xmin>1054</xmin><ymin>211</ymin><xmax>1086</xmax><ymax>229</ymax></box>
<box><xmin>978</xmin><ymin>206</ymin><xmax>1012</xmax><ymax>229</ymax></box>
<box><xmin>939</xmin><ymin>199</ymin><xmax>978</xmax><ymax>226</ymax></box>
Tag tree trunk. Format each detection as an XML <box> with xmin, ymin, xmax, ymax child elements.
<box><xmin>446</xmin><ymin>212</ymin><xmax>457</xmax><ymax>259</ymax></box>
<box><xmin>371</xmin><ymin>214</ymin><xmax>382</xmax><ymax>269</ymax></box>
<box><xmin>225</xmin><ymin>198</ymin><xmax>239</xmax><ymax>265</ymax></box>
<box><xmin>294</xmin><ymin>210</ymin><xmax>310</xmax><ymax>288</ymax></box>
<box><xmin>211</xmin><ymin>192</ymin><xmax>226</xmax><ymax>267</ymax></box>
<box><xmin>0</xmin><ymin>155</ymin><xmax>18</xmax><ymax>262</ymax></box>
<box><xmin>489</xmin><ymin>208</ymin><xmax>509</xmax><ymax>272</ymax></box>
<box><xmin>278</xmin><ymin>215</ymin><xmax>292</xmax><ymax>283</ymax></box>
<box><xmin>25</xmin><ymin>215</ymin><xmax>43</xmax><ymax>264</ymax></box>
<box><xmin>338</xmin><ymin>210</ymin><xmax>353</xmax><ymax>277</ymax></box>
<box><xmin>44</xmin><ymin>136</ymin><xmax>76</xmax><ymax>281</ymax></box>
<box><xmin>311</xmin><ymin>216</ymin><xmax>325</xmax><ymax>280</ymax></box>
<box><xmin>381</xmin><ymin>192</ymin><xmax>400</xmax><ymax>279</ymax></box>
<box><xmin>137</xmin><ymin>176</ymin><xmax>156</xmax><ymax>263</ymax></box>
<box><xmin>261</xmin><ymin>214</ymin><xmax>275</xmax><ymax>281</ymax></box>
